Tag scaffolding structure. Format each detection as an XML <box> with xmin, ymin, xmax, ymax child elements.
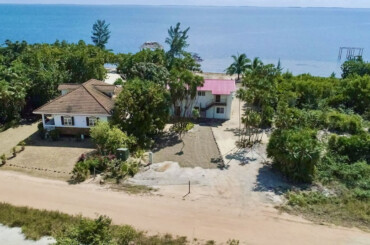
<box><xmin>338</xmin><ymin>47</ymin><xmax>364</xmax><ymax>61</ymax></box>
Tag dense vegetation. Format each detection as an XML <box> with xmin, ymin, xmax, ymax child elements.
<box><xmin>0</xmin><ymin>40</ymin><xmax>111</xmax><ymax>127</ymax></box>
<box><xmin>0</xmin><ymin>203</ymin><xmax>189</xmax><ymax>244</ymax></box>
<box><xmin>235</xmin><ymin>56</ymin><xmax>369</xmax><ymax>228</ymax></box>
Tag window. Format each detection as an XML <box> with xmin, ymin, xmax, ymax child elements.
<box><xmin>63</xmin><ymin>116</ymin><xmax>73</xmax><ymax>126</ymax></box>
<box><xmin>216</xmin><ymin>107</ymin><xmax>224</xmax><ymax>114</ymax></box>
<box><xmin>215</xmin><ymin>95</ymin><xmax>221</xmax><ymax>102</ymax></box>
<box><xmin>88</xmin><ymin>117</ymin><xmax>97</xmax><ymax>127</ymax></box>
<box><xmin>198</xmin><ymin>91</ymin><xmax>205</xmax><ymax>96</ymax></box>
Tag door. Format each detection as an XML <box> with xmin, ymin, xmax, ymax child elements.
<box><xmin>215</xmin><ymin>95</ymin><xmax>221</xmax><ymax>103</ymax></box>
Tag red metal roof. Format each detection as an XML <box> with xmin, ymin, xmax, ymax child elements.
<box><xmin>197</xmin><ymin>79</ymin><xmax>236</xmax><ymax>95</ymax></box>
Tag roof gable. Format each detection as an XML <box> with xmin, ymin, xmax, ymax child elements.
<box><xmin>197</xmin><ymin>79</ymin><xmax>236</xmax><ymax>95</ymax></box>
<box><xmin>34</xmin><ymin>79</ymin><xmax>115</xmax><ymax>115</ymax></box>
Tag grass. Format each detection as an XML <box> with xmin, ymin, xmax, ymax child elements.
<box><xmin>280</xmin><ymin>189</ymin><xmax>370</xmax><ymax>231</ymax></box>
<box><xmin>109</xmin><ymin>183</ymin><xmax>157</xmax><ymax>195</ymax></box>
<box><xmin>0</xmin><ymin>202</ymin><xmax>189</xmax><ymax>244</ymax></box>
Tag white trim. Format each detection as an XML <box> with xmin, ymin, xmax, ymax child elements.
<box><xmin>34</xmin><ymin>112</ymin><xmax>110</xmax><ymax>116</ymax></box>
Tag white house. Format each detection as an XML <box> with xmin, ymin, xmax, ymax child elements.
<box><xmin>172</xmin><ymin>79</ymin><xmax>236</xmax><ymax>120</ymax></box>
<box><xmin>33</xmin><ymin>79</ymin><xmax>120</xmax><ymax>135</ymax></box>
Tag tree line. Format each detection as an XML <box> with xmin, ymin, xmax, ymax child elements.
<box><xmin>229</xmin><ymin>53</ymin><xmax>369</xmax><ymax>227</ymax></box>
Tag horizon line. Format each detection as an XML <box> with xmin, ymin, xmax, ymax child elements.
<box><xmin>0</xmin><ymin>3</ymin><xmax>369</xmax><ymax>10</ymax></box>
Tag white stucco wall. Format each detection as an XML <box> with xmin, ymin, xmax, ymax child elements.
<box><xmin>170</xmin><ymin>90</ymin><xmax>234</xmax><ymax>120</ymax></box>
<box><xmin>49</xmin><ymin>115</ymin><xmax>109</xmax><ymax>128</ymax></box>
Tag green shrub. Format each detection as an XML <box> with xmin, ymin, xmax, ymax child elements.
<box><xmin>192</xmin><ymin>108</ymin><xmax>200</xmax><ymax>119</ymax></box>
<box><xmin>325</xmin><ymin>111</ymin><xmax>363</xmax><ymax>134</ymax></box>
<box><xmin>317</xmin><ymin>155</ymin><xmax>370</xmax><ymax>190</ymax></box>
<box><xmin>49</xmin><ymin>129</ymin><xmax>60</xmax><ymax>141</ymax></box>
<box><xmin>37</xmin><ymin>122</ymin><xmax>46</xmax><ymax>139</ymax></box>
<box><xmin>113</xmin><ymin>225</ymin><xmax>140</xmax><ymax>245</ymax></box>
<box><xmin>1</xmin><ymin>154</ymin><xmax>6</xmax><ymax>164</ymax></box>
<box><xmin>267</xmin><ymin>129</ymin><xmax>321</xmax><ymax>183</ymax></box>
<box><xmin>90</xmin><ymin>122</ymin><xmax>136</xmax><ymax>154</ymax></box>
<box><xmin>120</xmin><ymin>160</ymin><xmax>140</xmax><ymax>177</ymax></box>
<box><xmin>328</xmin><ymin>134</ymin><xmax>370</xmax><ymax>163</ymax></box>
<box><xmin>275</xmin><ymin>104</ymin><xmax>325</xmax><ymax>130</ymax></box>
<box><xmin>72</xmin><ymin>161</ymin><xmax>90</xmax><ymax>182</ymax></box>
<box><xmin>113</xmin><ymin>78</ymin><xmax>124</xmax><ymax>86</ymax></box>
<box><xmin>56</xmin><ymin>215</ymin><xmax>113</xmax><ymax>245</ymax></box>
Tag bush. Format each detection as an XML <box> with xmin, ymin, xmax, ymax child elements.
<box><xmin>192</xmin><ymin>108</ymin><xmax>200</xmax><ymax>119</ymax></box>
<box><xmin>49</xmin><ymin>129</ymin><xmax>60</xmax><ymax>141</ymax></box>
<box><xmin>72</xmin><ymin>161</ymin><xmax>90</xmax><ymax>182</ymax></box>
<box><xmin>317</xmin><ymin>155</ymin><xmax>370</xmax><ymax>190</ymax></box>
<box><xmin>56</xmin><ymin>215</ymin><xmax>113</xmax><ymax>245</ymax></box>
<box><xmin>325</xmin><ymin>111</ymin><xmax>363</xmax><ymax>134</ymax></box>
<box><xmin>113</xmin><ymin>78</ymin><xmax>124</xmax><ymax>86</ymax></box>
<box><xmin>328</xmin><ymin>134</ymin><xmax>370</xmax><ymax>163</ymax></box>
<box><xmin>267</xmin><ymin>129</ymin><xmax>321</xmax><ymax>183</ymax></box>
<box><xmin>37</xmin><ymin>122</ymin><xmax>46</xmax><ymax>139</ymax></box>
<box><xmin>1</xmin><ymin>154</ymin><xmax>6</xmax><ymax>164</ymax></box>
<box><xmin>120</xmin><ymin>160</ymin><xmax>140</xmax><ymax>177</ymax></box>
<box><xmin>90</xmin><ymin>122</ymin><xmax>136</xmax><ymax>154</ymax></box>
<box><xmin>11</xmin><ymin>147</ymin><xmax>17</xmax><ymax>157</ymax></box>
<box><xmin>275</xmin><ymin>104</ymin><xmax>325</xmax><ymax>130</ymax></box>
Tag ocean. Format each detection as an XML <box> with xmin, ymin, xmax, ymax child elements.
<box><xmin>1</xmin><ymin>4</ymin><xmax>370</xmax><ymax>76</ymax></box>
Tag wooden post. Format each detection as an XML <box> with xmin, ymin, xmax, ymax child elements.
<box><xmin>183</xmin><ymin>181</ymin><xmax>191</xmax><ymax>198</ymax></box>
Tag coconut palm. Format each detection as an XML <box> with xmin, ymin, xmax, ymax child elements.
<box><xmin>226</xmin><ymin>53</ymin><xmax>251</xmax><ymax>81</ymax></box>
<box><xmin>251</xmin><ymin>57</ymin><xmax>263</xmax><ymax>71</ymax></box>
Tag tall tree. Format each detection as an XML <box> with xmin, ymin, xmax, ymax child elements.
<box><xmin>113</xmin><ymin>79</ymin><xmax>170</xmax><ymax>148</ymax></box>
<box><xmin>226</xmin><ymin>53</ymin><xmax>251</xmax><ymax>81</ymax></box>
<box><xmin>91</xmin><ymin>19</ymin><xmax>111</xmax><ymax>49</ymax></box>
<box><xmin>165</xmin><ymin>22</ymin><xmax>190</xmax><ymax>66</ymax></box>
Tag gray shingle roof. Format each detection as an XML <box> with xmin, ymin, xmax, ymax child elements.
<box><xmin>34</xmin><ymin>79</ymin><xmax>115</xmax><ymax>115</ymax></box>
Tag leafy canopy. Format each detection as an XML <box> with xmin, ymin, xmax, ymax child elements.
<box><xmin>113</xmin><ymin>78</ymin><xmax>171</xmax><ymax>148</ymax></box>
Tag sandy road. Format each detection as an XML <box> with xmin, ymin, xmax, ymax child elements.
<box><xmin>0</xmin><ymin>170</ymin><xmax>369</xmax><ymax>245</ymax></box>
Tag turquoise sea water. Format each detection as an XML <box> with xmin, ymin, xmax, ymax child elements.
<box><xmin>1</xmin><ymin>4</ymin><xmax>370</xmax><ymax>76</ymax></box>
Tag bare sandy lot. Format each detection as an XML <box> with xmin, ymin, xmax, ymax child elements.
<box><xmin>152</xmin><ymin>125</ymin><xmax>220</xmax><ymax>169</ymax></box>
<box><xmin>2</xmin><ymin>134</ymin><xmax>95</xmax><ymax>180</ymax></box>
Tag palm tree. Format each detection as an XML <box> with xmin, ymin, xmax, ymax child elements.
<box><xmin>226</xmin><ymin>53</ymin><xmax>251</xmax><ymax>81</ymax></box>
<box><xmin>91</xmin><ymin>20</ymin><xmax>111</xmax><ymax>49</ymax></box>
<box><xmin>251</xmin><ymin>57</ymin><xmax>263</xmax><ymax>71</ymax></box>
<box><xmin>165</xmin><ymin>22</ymin><xmax>190</xmax><ymax>59</ymax></box>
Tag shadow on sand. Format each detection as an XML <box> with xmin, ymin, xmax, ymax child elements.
<box><xmin>253</xmin><ymin>164</ymin><xmax>309</xmax><ymax>195</ymax></box>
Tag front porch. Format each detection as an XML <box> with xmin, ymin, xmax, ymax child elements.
<box><xmin>42</xmin><ymin>114</ymin><xmax>56</xmax><ymax>131</ymax></box>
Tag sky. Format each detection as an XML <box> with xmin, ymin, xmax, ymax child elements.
<box><xmin>0</xmin><ymin>0</ymin><xmax>370</xmax><ymax>8</ymax></box>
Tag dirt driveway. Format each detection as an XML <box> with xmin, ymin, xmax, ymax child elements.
<box><xmin>152</xmin><ymin>124</ymin><xmax>220</xmax><ymax>169</ymax></box>
<box><xmin>2</xmin><ymin>133</ymin><xmax>95</xmax><ymax>180</ymax></box>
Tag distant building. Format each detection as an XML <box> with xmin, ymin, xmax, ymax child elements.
<box><xmin>140</xmin><ymin>41</ymin><xmax>163</xmax><ymax>50</ymax></box>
